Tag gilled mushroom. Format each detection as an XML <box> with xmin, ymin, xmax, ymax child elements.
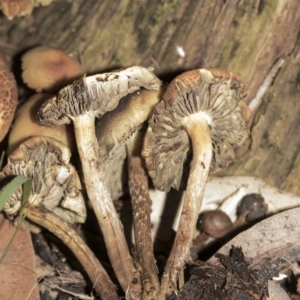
<box><xmin>0</xmin><ymin>50</ymin><xmax>18</xmax><ymax>142</ymax></box>
<box><xmin>0</xmin><ymin>136</ymin><xmax>118</xmax><ymax>299</ymax></box>
<box><xmin>22</xmin><ymin>46</ymin><xmax>84</xmax><ymax>93</ymax></box>
<box><xmin>1</xmin><ymin>136</ymin><xmax>86</xmax><ymax>224</ymax></box>
<box><xmin>37</xmin><ymin>66</ymin><xmax>161</xmax><ymax>294</ymax></box>
<box><xmin>142</xmin><ymin>68</ymin><xmax>251</xmax><ymax>297</ymax></box>
<box><xmin>7</xmin><ymin>93</ymin><xmax>74</xmax><ymax>154</ymax></box>
<box><xmin>96</xmin><ymin>87</ymin><xmax>164</xmax><ymax>298</ymax></box>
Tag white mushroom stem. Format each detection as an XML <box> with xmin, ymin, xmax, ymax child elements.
<box><xmin>25</xmin><ymin>205</ymin><xmax>119</xmax><ymax>300</ymax></box>
<box><xmin>127</xmin><ymin>130</ymin><xmax>159</xmax><ymax>299</ymax></box>
<box><xmin>72</xmin><ymin>112</ymin><xmax>140</xmax><ymax>294</ymax></box>
<box><xmin>158</xmin><ymin>115</ymin><xmax>212</xmax><ymax>299</ymax></box>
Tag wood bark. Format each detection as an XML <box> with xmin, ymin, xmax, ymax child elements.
<box><xmin>1</xmin><ymin>0</ymin><xmax>300</xmax><ymax>195</ymax></box>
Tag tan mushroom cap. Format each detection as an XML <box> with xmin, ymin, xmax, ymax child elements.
<box><xmin>95</xmin><ymin>88</ymin><xmax>163</xmax><ymax>201</ymax></box>
<box><xmin>0</xmin><ymin>57</ymin><xmax>18</xmax><ymax>142</ymax></box>
<box><xmin>22</xmin><ymin>46</ymin><xmax>84</xmax><ymax>92</ymax></box>
<box><xmin>7</xmin><ymin>93</ymin><xmax>75</xmax><ymax>154</ymax></box>
<box><xmin>142</xmin><ymin>68</ymin><xmax>251</xmax><ymax>191</ymax></box>
<box><xmin>96</xmin><ymin>88</ymin><xmax>164</xmax><ymax>162</ymax></box>
<box><xmin>1</xmin><ymin>136</ymin><xmax>86</xmax><ymax>224</ymax></box>
<box><xmin>37</xmin><ymin>66</ymin><xmax>161</xmax><ymax>126</ymax></box>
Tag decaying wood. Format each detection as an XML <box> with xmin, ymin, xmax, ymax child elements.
<box><xmin>0</xmin><ymin>0</ymin><xmax>299</xmax><ymax>195</ymax></box>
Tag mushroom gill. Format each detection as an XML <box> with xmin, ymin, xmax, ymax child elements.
<box><xmin>142</xmin><ymin>68</ymin><xmax>251</xmax><ymax>298</ymax></box>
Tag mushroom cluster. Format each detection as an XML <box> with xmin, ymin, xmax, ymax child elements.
<box><xmin>0</xmin><ymin>51</ymin><xmax>251</xmax><ymax>299</ymax></box>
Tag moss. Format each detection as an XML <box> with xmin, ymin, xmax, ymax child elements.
<box><xmin>218</xmin><ymin>0</ymin><xmax>279</xmax><ymax>71</ymax></box>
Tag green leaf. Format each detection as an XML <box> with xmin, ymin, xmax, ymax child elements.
<box><xmin>0</xmin><ymin>175</ymin><xmax>31</xmax><ymax>212</ymax></box>
<box><xmin>0</xmin><ymin>176</ymin><xmax>32</xmax><ymax>264</ymax></box>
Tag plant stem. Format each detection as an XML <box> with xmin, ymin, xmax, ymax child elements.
<box><xmin>25</xmin><ymin>205</ymin><xmax>119</xmax><ymax>300</ymax></box>
<box><xmin>127</xmin><ymin>131</ymin><xmax>159</xmax><ymax>299</ymax></box>
<box><xmin>158</xmin><ymin>116</ymin><xmax>212</xmax><ymax>299</ymax></box>
<box><xmin>73</xmin><ymin>112</ymin><xmax>141</xmax><ymax>296</ymax></box>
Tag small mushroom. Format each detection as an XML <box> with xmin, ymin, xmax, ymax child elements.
<box><xmin>1</xmin><ymin>136</ymin><xmax>86</xmax><ymax>224</ymax></box>
<box><xmin>237</xmin><ymin>193</ymin><xmax>267</xmax><ymax>222</ymax></box>
<box><xmin>0</xmin><ymin>136</ymin><xmax>117</xmax><ymax>299</ymax></box>
<box><xmin>37</xmin><ymin>66</ymin><xmax>161</xmax><ymax>294</ymax></box>
<box><xmin>7</xmin><ymin>93</ymin><xmax>74</xmax><ymax>154</ymax></box>
<box><xmin>22</xmin><ymin>46</ymin><xmax>84</xmax><ymax>93</ymax></box>
<box><xmin>201</xmin><ymin>210</ymin><xmax>233</xmax><ymax>238</ymax></box>
<box><xmin>142</xmin><ymin>68</ymin><xmax>251</xmax><ymax>297</ymax></box>
<box><xmin>0</xmin><ymin>51</ymin><xmax>18</xmax><ymax>142</ymax></box>
<box><xmin>191</xmin><ymin>210</ymin><xmax>233</xmax><ymax>259</ymax></box>
<box><xmin>96</xmin><ymin>88</ymin><xmax>164</xmax><ymax>298</ymax></box>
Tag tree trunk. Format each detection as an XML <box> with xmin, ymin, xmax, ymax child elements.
<box><xmin>1</xmin><ymin>0</ymin><xmax>300</xmax><ymax>195</ymax></box>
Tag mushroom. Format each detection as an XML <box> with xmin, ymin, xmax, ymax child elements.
<box><xmin>0</xmin><ymin>136</ymin><xmax>118</xmax><ymax>299</ymax></box>
<box><xmin>0</xmin><ymin>50</ymin><xmax>18</xmax><ymax>142</ymax></box>
<box><xmin>191</xmin><ymin>210</ymin><xmax>233</xmax><ymax>259</ymax></box>
<box><xmin>37</xmin><ymin>66</ymin><xmax>161</xmax><ymax>294</ymax></box>
<box><xmin>237</xmin><ymin>193</ymin><xmax>267</xmax><ymax>222</ymax></box>
<box><xmin>1</xmin><ymin>136</ymin><xmax>86</xmax><ymax>224</ymax></box>
<box><xmin>21</xmin><ymin>46</ymin><xmax>84</xmax><ymax>93</ymax></box>
<box><xmin>7</xmin><ymin>93</ymin><xmax>74</xmax><ymax>154</ymax></box>
<box><xmin>201</xmin><ymin>210</ymin><xmax>233</xmax><ymax>239</ymax></box>
<box><xmin>142</xmin><ymin>68</ymin><xmax>251</xmax><ymax>297</ymax></box>
<box><xmin>96</xmin><ymin>87</ymin><xmax>164</xmax><ymax>298</ymax></box>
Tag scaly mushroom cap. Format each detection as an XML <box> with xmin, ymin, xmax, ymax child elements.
<box><xmin>0</xmin><ymin>57</ymin><xmax>18</xmax><ymax>142</ymax></box>
<box><xmin>37</xmin><ymin>66</ymin><xmax>161</xmax><ymax>126</ymax></box>
<box><xmin>7</xmin><ymin>93</ymin><xmax>75</xmax><ymax>154</ymax></box>
<box><xmin>142</xmin><ymin>68</ymin><xmax>251</xmax><ymax>191</ymax></box>
<box><xmin>22</xmin><ymin>46</ymin><xmax>84</xmax><ymax>93</ymax></box>
<box><xmin>1</xmin><ymin>136</ymin><xmax>86</xmax><ymax>224</ymax></box>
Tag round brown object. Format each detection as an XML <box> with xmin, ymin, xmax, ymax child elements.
<box><xmin>237</xmin><ymin>193</ymin><xmax>267</xmax><ymax>221</ymax></box>
<box><xmin>202</xmin><ymin>210</ymin><xmax>233</xmax><ymax>238</ymax></box>
<box><xmin>0</xmin><ymin>55</ymin><xmax>18</xmax><ymax>142</ymax></box>
<box><xmin>22</xmin><ymin>46</ymin><xmax>84</xmax><ymax>92</ymax></box>
<box><xmin>7</xmin><ymin>93</ymin><xmax>74</xmax><ymax>154</ymax></box>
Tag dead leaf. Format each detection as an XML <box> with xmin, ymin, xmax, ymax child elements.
<box><xmin>0</xmin><ymin>213</ymin><xmax>39</xmax><ymax>300</ymax></box>
<box><xmin>209</xmin><ymin>207</ymin><xmax>300</xmax><ymax>286</ymax></box>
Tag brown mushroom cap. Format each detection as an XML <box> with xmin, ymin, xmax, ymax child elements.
<box><xmin>96</xmin><ymin>88</ymin><xmax>164</xmax><ymax>162</ymax></box>
<box><xmin>36</xmin><ymin>66</ymin><xmax>161</xmax><ymax>292</ymax></box>
<box><xmin>0</xmin><ymin>59</ymin><xmax>18</xmax><ymax>142</ymax></box>
<box><xmin>1</xmin><ymin>136</ymin><xmax>86</xmax><ymax>224</ymax></box>
<box><xmin>201</xmin><ymin>210</ymin><xmax>233</xmax><ymax>238</ymax></box>
<box><xmin>95</xmin><ymin>88</ymin><xmax>163</xmax><ymax>201</ymax></box>
<box><xmin>7</xmin><ymin>93</ymin><xmax>75</xmax><ymax>154</ymax></box>
<box><xmin>22</xmin><ymin>46</ymin><xmax>84</xmax><ymax>92</ymax></box>
<box><xmin>142</xmin><ymin>68</ymin><xmax>251</xmax><ymax>191</ymax></box>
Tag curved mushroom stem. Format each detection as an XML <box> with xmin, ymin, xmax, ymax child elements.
<box><xmin>25</xmin><ymin>205</ymin><xmax>119</xmax><ymax>300</ymax></box>
<box><xmin>158</xmin><ymin>116</ymin><xmax>212</xmax><ymax>299</ymax></box>
<box><xmin>73</xmin><ymin>112</ymin><xmax>141</xmax><ymax>296</ymax></box>
<box><xmin>127</xmin><ymin>130</ymin><xmax>159</xmax><ymax>299</ymax></box>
